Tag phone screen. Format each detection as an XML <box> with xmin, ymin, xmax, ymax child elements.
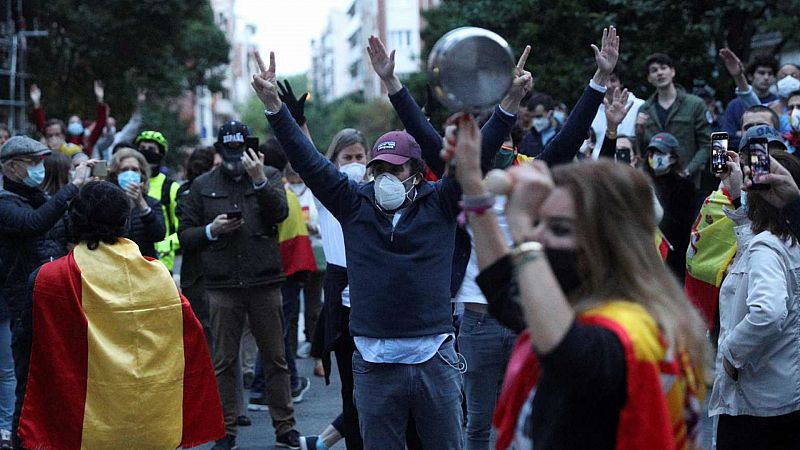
<box><xmin>615</xmin><ymin>147</ymin><xmax>632</xmax><ymax>164</ymax></box>
<box><xmin>711</xmin><ymin>134</ymin><xmax>728</xmax><ymax>174</ymax></box>
<box><xmin>245</xmin><ymin>136</ymin><xmax>259</xmax><ymax>151</ymax></box>
<box><xmin>92</xmin><ymin>160</ymin><xmax>108</xmax><ymax>177</ymax></box>
<box><xmin>748</xmin><ymin>141</ymin><xmax>770</xmax><ymax>190</ymax></box>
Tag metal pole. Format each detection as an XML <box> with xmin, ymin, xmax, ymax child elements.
<box><xmin>9</xmin><ymin>35</ymin><xmax>18</xmax><ymax>132</ymax></box>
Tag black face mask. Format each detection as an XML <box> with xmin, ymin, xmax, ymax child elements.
<box><xmin>141</xmin><ymin>150</ymin><xmax>163</xmax><ymax>166</ymax></box>
<box><xmin>545</xmin><ymin>247</ymin><xmax>581</xmax><ymax>295</ymax></box>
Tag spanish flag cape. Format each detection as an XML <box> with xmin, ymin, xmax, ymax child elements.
<box><xmin>684</xmin><ymin>188</ymin><xmax>737</xmax><ymax>328</ymax></box>
<box><xmin>278</xmin><ymin>187</ymin><xmax>317</xmax><ymax>277</ymax></box>
<box><xmin>19</xmin><ymin>239</ymin><xmax>224</xmax><ymax>450</ymax></box>
<box><xmin>493</xmin><ymin>301</ymin><xmax>704</xmax><ymax>450</ymax></box>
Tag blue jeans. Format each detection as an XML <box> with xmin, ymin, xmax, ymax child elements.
<box><xmin>352</xmin><ymin>337</ymin><xmax>463</xmax><ymax>450</ymax></box>
<box><xmin>457</xmin><ymin>309</ymin><xmax>517</xmax><ymax>450</ymax></box>
<box><xmin>0</xmin><ymin>320</ymin><xmax>16</xmax><ymax>430</ymax></box>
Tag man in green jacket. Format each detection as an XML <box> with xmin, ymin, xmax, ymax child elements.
<box><xmin>638</xmin><ymin>53</ymin><xmax>711</xmax><ymax>194</ymax></box>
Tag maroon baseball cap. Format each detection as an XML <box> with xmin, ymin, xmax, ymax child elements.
<box><xmin>367</xmin><ymin>131</ymin><xmax>422</xmax><ymax>167</ymax></box>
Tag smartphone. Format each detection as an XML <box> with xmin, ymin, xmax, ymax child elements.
<box><xmin>226</xmin><ymin>211</ymin><xmax>243</xmax><ymax>220</ymax></box>
<box><xmin>747</xmin><ymin>137</ymin><xmax>770</xmax><ymax>190</ymax></box>
<box><xmin>245</xmin><ymin>136</ymin><xmax>259</xmax><ymax>151</ymax></box>
<box><xmin>615</xmin><ymin>147</ymin><xmax>632</xmax><ymax>164</ymax></box>
<box><xmin>91</xmin><ymin>160</ymin><xmax>108</xmax><ymax>177</ymax></box>
<box><xmin>711</xmin><ymin>132</ymin><xmax>729</xmax><ymax>174</ymax></box>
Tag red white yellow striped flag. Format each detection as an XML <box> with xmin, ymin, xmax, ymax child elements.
<box><xmin>19</xmin><ymin>239</ymin><xmax>224</xmax><ymax>449</ymax></box>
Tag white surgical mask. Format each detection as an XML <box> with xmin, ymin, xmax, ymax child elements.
<box><xmin>340</xmin><ymin>162</ymin><xmax>366</xmax><ymax>182</ymax></box>
<box><xmin>532</xmin><ymin>117</ymin><xmax>550</xmax><ymax>132</ymax></box>
<box><xmin>777</xmin><ymin>75</ymin><xmax>800</xmax><ymax>99</ymax></box>
<box><xmin>374</xmin><ymin>172</ymin><xmax>415</xmax><ymax>211</ymax></box>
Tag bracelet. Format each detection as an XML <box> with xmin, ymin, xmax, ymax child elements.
<box><xmin>511</xmin><ymin>241</ymin><xmax>544</xmax><ymax>278</ymax></box>
<box><xmin>140</xmin><ymin>206</ymin><xmax>152</xmax><ymax>215</ymax></box>
<box><xmin>460</xmin><ymin>194</ymin><xmax>495</xmax><ymax>214</ymax></box>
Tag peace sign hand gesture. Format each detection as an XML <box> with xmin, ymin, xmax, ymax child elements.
<box><xmin>251</xmin><ymin>51</ymin><xmax>283</xmax><ymax>112</ymax></box>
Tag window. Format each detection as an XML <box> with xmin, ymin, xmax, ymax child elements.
<box><xmin>347</xmin><ymin>2</ymin><xmax>356</xmax><ymax>17</ymax></box>
<box><xmin>348</xmin><ymin>29</ymin><xmax>360</xmax><ymax>49</ymax></box>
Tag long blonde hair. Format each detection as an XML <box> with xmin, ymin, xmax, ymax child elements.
<box><xmin>552</xmin><ymin>160</ymin><xmax>709</xmax><ymax>369</ymax></box>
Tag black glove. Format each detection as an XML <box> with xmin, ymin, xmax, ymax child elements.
<box><xmin>277</xmin><ymin>79</ymin><xmax>309</xmax><ymax>126</ymax></box>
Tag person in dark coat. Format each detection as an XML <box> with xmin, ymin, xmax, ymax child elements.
<box><xmin>0</xmin><ymin>136</ymin><xmax>93</xmax><ymax>446</ymax></box>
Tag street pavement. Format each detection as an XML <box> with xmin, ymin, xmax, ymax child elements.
<box><xmin>192</xmin><ymin>339</ymin><xmax>343</xmax><ymax>450</ymax></box>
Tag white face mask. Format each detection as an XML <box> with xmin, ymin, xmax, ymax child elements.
<box><xmin>374</xmin><ymin>172</ymin><xmax>415</xmax><ymax>211</ymax></box>
<box><xmin>777</xmin><ymin>75</ymin><xmax>800</xmax><ymax>98</ymax></box>
<box><xmin>340</xmin><ymin>162</ymin><xmax>366</xmax><ymax>182</ymax></box>
<box><xmin>532</xmin><ymin>117</ymin><xmax>550</xmax><ymax>132</ymax></box>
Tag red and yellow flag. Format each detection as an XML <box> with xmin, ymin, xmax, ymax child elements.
<box><xmin>19</xmin><ymin>238</ymin><xmax>224</xmax><ymax>449</ymax></box>
<box><xmin>278</xmin><ymin>188</ymin><xmax>317</xmax><ymax>277</ymax></box>
<box><xmin>685</xmin><ymin>189</ymin><xmax>738</xmax><ymax>328</ymax></box>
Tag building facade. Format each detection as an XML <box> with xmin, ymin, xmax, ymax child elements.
<box><xmin>311</xmin><ymin>0</ymin><xmax>440</xmax><ymax>104</ymax></box>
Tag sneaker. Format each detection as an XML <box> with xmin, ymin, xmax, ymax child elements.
<box><xmin>247</xmin><ymin>396</ymin><xmax>269</xmax><ymax>411</ymax></box>
<box><xmin>236</xmin><ymin>415</ymin><xmax>252</xmax><ymax>426</ymax></box>
<box><xmin>0</xmin><ymin>429</ymin><xmax>11</xmax><ymax>450</ymax></box>
<box><xmin>291</xmin><ymin>376</ymin><xmax>311</xmax><ymax>403</ymax></box>
<box><xmin>299</xmin><ymin>435</ymin><xmax>319</xmax><ymax>450</ymax></box>
<box><xmin>211</xmin><ymin>434</ymin><xmax>237</xmax><ymax>450</ymax></box>
<box><xmin>276</xmin><ymin>429</ymin><xmax>301</xmax><ymax>449</ymax></box>
<box><xmin>296</xmin><ymin>341</ymin><xmax>311</xmax><ymax>359</ymax></box>
<box><xmin>313</xmin><ymin>359</ymin><xmax>324</xmax><ymax>377</ymax></box>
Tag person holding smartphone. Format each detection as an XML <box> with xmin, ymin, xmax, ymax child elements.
<box><xmin>178</xmin><ymin>120</ymin><xmax>301</xmax><ymax>450</ymax></box>
<box><xmin>710</xmin><ymin>149</ymin><xmax>800</xmax><ymax>449</ymax></box>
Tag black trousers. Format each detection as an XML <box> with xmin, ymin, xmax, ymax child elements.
<box><xmin>717</xmin><ymin>410</ymin><xmax>800</xmax><ymax>450</ymax></box>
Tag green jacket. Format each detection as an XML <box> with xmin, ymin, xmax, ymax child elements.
<box><xmin>640</xmin><ymin>88</ymin><xmax>710</xmax><ymax>186</ymax></box>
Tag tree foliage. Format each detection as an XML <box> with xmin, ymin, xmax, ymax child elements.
<box><xmin>239</xmin><ymin>74</ymin><xmax>402</xmax><ymax>154</ymax></box>
<box><xmin>25</xmin><ymin>0</ymin><xmax>229</xmax><ymax>132</ymax></box>
<box><xmin>421</xmin><ymin>0</ymin><xmax>799</xmax><ymax>106</ymax></box>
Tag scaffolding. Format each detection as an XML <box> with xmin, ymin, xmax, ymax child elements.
<box><xmin>1</xmin><ymin>0</ymin><xmax>46</xmax><ymax>134</ymax></box>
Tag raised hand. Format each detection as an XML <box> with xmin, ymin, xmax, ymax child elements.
<box><xmin>719</xmin><ymin>150</ymin><xmax>743</xmax><ymax>200</ymax></box>
<box><xmin>501</xmin><ymin>45</ymin><xmax>534</xmax><ymax>113</ymax></box>
<box><xmin>719</xmin><ymin>48</ymin><xmax>743</xmax><ymax>78</ymax></box>
<box><xmin>137</xmin><ymin>88</ymin><xmax>147</xmax><ymax>104</ymax></box>
<box><xmin>30</xmin><ymin>84</ymin><xmax>42</xmax><ymax>106</ymax></box>
<box><xmin>242</xmin><ymin>147</ymin><xmax>267</xmax><ymax>184</ymax></box>
<box><xmin>367</xmin><ymin>35</ymin><xmax>402</xmax><ymax>94</ymax></box>
<box><xmin>603</xmin><ymin>87</ymin><xmax>632</xmax><ymax>129</ymax></box>
<box><xmin>591</xmin><ymin>26</ymin><xmax>619</xmax><ymax>83</ymax></box>
<box><xmin>251</xmin><ymin>51</ymin><xmax>282</xmax><ymax>112</ymax></box>
<box><xmin>505</xmin><ymin>161</ymin><xmax>555</xmax><ymax>245</ymax></box>
<box><xmin>449</xmin><ymin>114</ymin><xmax>484</xmax><ymax>195</ymax></box>
<box><xmin>277</xmin><ymin>79</ymin><xmax>309</xmax><ymax>126</ymax></box>
<box><xmin>367</xmin><ymin>35</ymin><xmax>395</xmax><ymax>80</ymax></box>
<box><xmin>94</xmin><ymin>80</ymin><xmax>104</xmax><ymax>102</ymax></box>
<box><xmin>719</xmin><ymin>48</ymin><xmax>749</xmax><ymax>91</ymax></box>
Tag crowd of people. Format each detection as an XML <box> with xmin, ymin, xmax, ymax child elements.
<box><xmin>0</xmin><ymin>23</ymin><xmax>800</xmax><ymax>450</ymax></box>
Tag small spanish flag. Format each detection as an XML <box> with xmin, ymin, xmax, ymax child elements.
<box><xmin>278</xmin><ymin>188</ymin><xmax>317</xmax><ymax>277</ymax></box>
<box><xmin>684</xmin><ymin>189</ymin><xmax>738</xmax><ymax>329</ymax></box>
<box><xmin>19</xmin><ymin>238</ymin><xmax>224</xmax><ymax>449</ymax></box>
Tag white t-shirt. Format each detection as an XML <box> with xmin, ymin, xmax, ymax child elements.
<box><xmin>454</xmin><ymin>196</ymin><xmax>513</xmax><ymax>304</ymax></box>
<box><xmin>316</xmin><ymin>199</ymin><xmax>350</xmax><ymax>307</ymax></box>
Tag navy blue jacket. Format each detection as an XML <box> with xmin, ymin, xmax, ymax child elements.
<box><xmin>389</xmin><ymin>84</ymin><xmax>605</xmax><ymax>297</ymax></box>
<box><xmin>267</xmin><ymin>105</ymin><xmax>459</xmax><ymax>339</ymax></box>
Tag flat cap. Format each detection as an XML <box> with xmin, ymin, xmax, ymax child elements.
<box><xmin>0</xmin><ymin>136</ymin><xmax>51</xmax><ymax>162</ymax></box>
